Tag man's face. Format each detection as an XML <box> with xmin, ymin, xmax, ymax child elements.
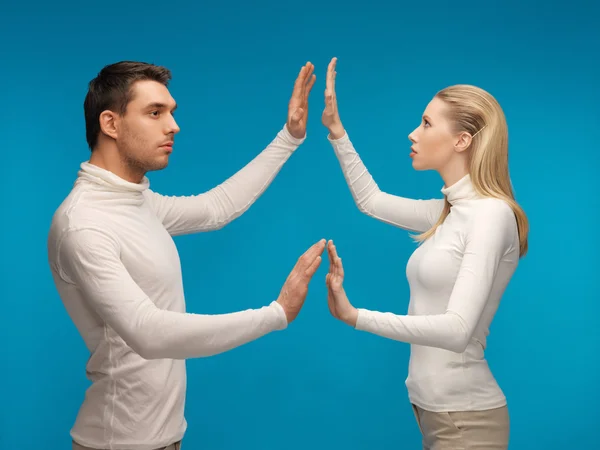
<box><xmin>116</xmin><ymin>80</ymin><xmax>180</xmax><ymax>175</ymax></box>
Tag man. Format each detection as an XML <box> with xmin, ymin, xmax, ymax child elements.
<box><xmin>47</xmin><ymin>60</ymin><xmax>324</xmax><ymax>450</ymax></box>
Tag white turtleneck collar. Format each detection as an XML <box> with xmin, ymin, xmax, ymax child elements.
<box><xmin>77</xmin><ymin>162</ymin><xmax>150</xmax><ymax>194</ymax></box>
<box><xmin>441</xmin><ymin>174</ymin><xmax>479</xmax><ymax>205</ymax></box>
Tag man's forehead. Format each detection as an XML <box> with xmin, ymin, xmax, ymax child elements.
<box><xmin>130</xmin><ymin>80</ymin><xmax>176</xmax><ymax>106</ymax></box>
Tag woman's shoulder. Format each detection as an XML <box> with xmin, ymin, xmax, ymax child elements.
<box><xmin>466</xmin><ymin>197</ymin><xmax>518</xmax><ymax>235</ymax></box>
<box><xmin>474</xmin><ymin>196</ymin><xmax>513</xmax><ymax>214</ymax></box>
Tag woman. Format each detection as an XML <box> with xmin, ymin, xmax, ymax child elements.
<box><xmin>321</xmin><ymin>57</ymin><xmax>528</xmax><ymax>450</ymax></box>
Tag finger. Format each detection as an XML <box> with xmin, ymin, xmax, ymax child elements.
<box><xmin>329</xmin><ymin>242</ymin><xmax>344</xmax><ymax>278</ymax></box>
<box><xmin>291</xmin><ymin>65</ymin><xmax>307</xmax><ymax>100</ymax></box>
<box><xmin>337</xmin><ymin>256</ymin><xmax>344</xmax><ymax>279</ymax></box>
<box><xmin>306</xmin><ymin>74</ymin><xmax>316</xmax><ymax>96</ymax></box>
<box><xmin>325</xmin><ymin>60</ymin><xmax>332</xmax><ymax>94</ymax></box>
<box><xmin>331</xmin><ymin>70</ymin><xmax>337</xmax><ymax>93</ymax></box>
<box><xmin>298</xmin><ymin>239</ymin><xmax>326</xmax><ymax>270</ymax></box>
<box><xmin>304</xmin><ymin>255</ymin><xmax>322</xmax><ymax>278</ymax></box>
<box><xmin>326</xmin><ymin>58</ymin><xmax>335</xmax><ymax>93</ymax></box>
<box><xmin>302</xmin><ymin>239</ymin><xmax>325</xmax><ymax>259</ymax></box>
<box><xmin>331</xmin><ymin>59</ymin><xmax>338</xmax><ymax>93</ymax></box>
<box><xmin>327</xmin><ymin>241</ymin><xmax>335</xmax><ymax>275</ymax></box>
<box><xmin>330</xmin><ymin>241</ymin><xmax>339</xmax><ymax>261</ymax></box>
<box><xmin>300</xmin><ymin>62</ymin><xmax>313</xmax><ymax>100</ymax></box>
<box><xmin>301</xmin><ymin>64</ymin><xmax>315</xmax><ymax>108</ymax></box>
<box><xmin>333</xmin><ymin>250</ymin><xmax>339</xmax><ymax>278</ymax></box>
<box><xmin>304</xmin><ymin>62</ymin><xmax>314</xmax><ymax>86</ymax></box>
<box><xmin>331</xmin><ymin>244</ymin><xmax>341</xmax><ymax>276</ymax></box>
<box><xmin>327</xmin><ymin>240</ymin><xmax>336</xmax><ymax>268</ymax></box>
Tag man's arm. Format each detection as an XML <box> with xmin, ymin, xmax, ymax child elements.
<box><xmin>144</xmin><ymin>125</ymin><xmax>303</xmax><ymax>235</ymax></box>
<box><xmin>145</xmin><ymin>62</ymin><xmax>317</xmax><ymax>236</ymax></box>
<box><xmin>57</xmin><ymin>227</ymin><xmax>323</xmax><ymax>360</ymax></box>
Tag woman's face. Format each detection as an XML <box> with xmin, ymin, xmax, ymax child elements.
<box><xmin>408</xmin><ymin>97</ymin><xmax>460</xmax><ymax>172</ymax></box>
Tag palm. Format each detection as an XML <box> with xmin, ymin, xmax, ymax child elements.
<box><xmin>287</xmin><ymin>62</ymin><xmax>316</xmax><ymax>139</ymax></box>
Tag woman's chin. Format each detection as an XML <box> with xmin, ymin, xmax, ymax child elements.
<box><xmin>411</xmin><ymin>159</ymin><xmax>427</xmax><ymax>171</ymax></box>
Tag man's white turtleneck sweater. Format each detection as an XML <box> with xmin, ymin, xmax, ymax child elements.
<box><xmin>329</xmin><ymin>132</ymin><xmax>520</xmax><ymax>412</ymax></box>
<box><xmin>47</xmin><ymin>125</ymin><xmax>303</xmax><ymax>450</ymax></box>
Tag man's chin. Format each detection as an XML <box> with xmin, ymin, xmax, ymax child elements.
<box><xmin>146</xmin><ymin>157</ymin><xmax>170</xmax><ymax>172</ymax></box>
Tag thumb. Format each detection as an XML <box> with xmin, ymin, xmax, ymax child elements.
<box><xmin>291</xmin><ymin>107</ymin><xmax>304</xmax><ymax>122</ymax></box>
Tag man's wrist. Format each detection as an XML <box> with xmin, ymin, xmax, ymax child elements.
<box><xmin>283</xmin><ymin>123</ymin><xmax>306</xmax><ymax>144</ymax></box>
<box><xmin>272</xmin><ymin>300</ymin><xmax>290</xmax><ymax>327</ymax></box>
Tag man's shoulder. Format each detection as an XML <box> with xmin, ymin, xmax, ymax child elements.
<box><xmin>48</xmin><ymin>185</ymin><xmax>117</xmax><ymax>251</ymax></box>
<box><xmin>50</xmin><ymin>188</ymin><xmax>95</xmax><ymax>229</ymax></box>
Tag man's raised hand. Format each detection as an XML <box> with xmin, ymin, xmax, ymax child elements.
<box><xmin>287</xmin><ymin>62</ymin><xmax>316</xmax><ymax>139</ymax></box>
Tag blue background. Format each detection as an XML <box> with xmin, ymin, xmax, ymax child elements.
<box><xmin>1</xmin><ymin>0</ymin><xmax>598</xmax><ymax>449</ymax></box>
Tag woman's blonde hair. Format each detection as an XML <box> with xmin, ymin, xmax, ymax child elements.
<box><xmin>414</xmin><ymin>84</ymin><xmax>529</xmax><ymax>257</ymax></box>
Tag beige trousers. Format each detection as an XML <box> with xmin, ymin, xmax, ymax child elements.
<box><xmin>411</xmin><ymin>404</ymin><xmax>509</xmax><ymax>450</ymax></box>
<box><xmin>72</xmin><ymin>440</ymin><xmax>181</xmax><ymax>450</ymax></box>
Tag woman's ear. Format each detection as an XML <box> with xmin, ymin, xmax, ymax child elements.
<box><xmin>454</xmin><ymin>131</ymin><xmax>473</xmax><ymax>153</ymax></box>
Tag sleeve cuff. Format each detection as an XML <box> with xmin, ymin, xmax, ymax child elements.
<box><xmin>327</xmin><ymin>131</ymin><xmax>349</xmax><ymax>144</ymax></box>
<box><xmin>270</xmin><ymin>300</ymin><xmax>289</xmax><ymax>330</ymax></box>
<box><xmin>280</xmin><ymin>124</ymin><xmax>306</xmax><ymax>147</ymax></box>
<box><xmin>355</xmin><ymin>308</ymin><xmax>370</xmax><ymax>330</ymax></box>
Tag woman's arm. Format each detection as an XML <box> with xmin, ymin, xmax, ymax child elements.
<box><xmin>329</xmin><ymin>132</ymin><xmax>445</xmax><ymax>233</ymax></box>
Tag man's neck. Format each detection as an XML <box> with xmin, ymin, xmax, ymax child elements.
<box><xmin>89</xmin><ymin>145</ymin><xmax>145</xmax><ymax>184</ymax></box>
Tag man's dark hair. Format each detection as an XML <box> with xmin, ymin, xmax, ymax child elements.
<box><xmin>84</xmin><ymin>61</ymin><xmax>172</xmax><ymax>150</ymax></box>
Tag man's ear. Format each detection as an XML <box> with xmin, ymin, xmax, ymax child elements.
<box><xmin>99</xmin><ymin>110</ymin><xmax>119</xmax><ymax>141</ymax></box>
<box><xmin>454</xmin><ymin>131</ymin><xmax>473</xmax><ymax>153</ymax></box>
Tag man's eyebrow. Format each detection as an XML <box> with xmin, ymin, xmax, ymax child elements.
<box><xmin>145</xmin><ymin>102</ymin><xmax>178</xmax><ymax>111</ymax></box>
